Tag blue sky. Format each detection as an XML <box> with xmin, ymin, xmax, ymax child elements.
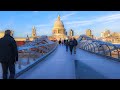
<box><xmin>0</xmin><ymin>11</ymin><xmax>120</xmax><ymax>37</ymax></box>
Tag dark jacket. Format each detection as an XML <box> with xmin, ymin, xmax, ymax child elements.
<box><xmin>65</xmin><ymin>40</ymin><xmax>69</xmax><ymax>46</ymax></box>
<box><xmin>0</xmin><ymin>35</ymin><xmax>18</xmax><ymax>63</ymax></box>
<box><xmin>69</xmin><ymin>40</ymin><xmax>74</xmax><ymax>46</ymax></box>
<box><xmin>73</xmin><ymin>39</ymin><xmax>78</xmax><ymax>46</ymax></box>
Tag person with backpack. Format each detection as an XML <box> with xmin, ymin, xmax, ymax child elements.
<box><xmin>73</xmin><ymin>37</ymin><xmax>78</xmax><ymax>54</ymax></box>
<box><xmin>69</xmin><ymin>38</ymin><xmax>74</xmax><ymax>55</ymax></box>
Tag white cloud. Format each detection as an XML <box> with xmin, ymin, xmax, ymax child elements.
<box><xmin>51</xmin><ymin>12</ymin><xmax>77</xmax><ymax>23</ymax></box>
<box><xmin>61</xmin><ymin>12</ymin><xmax>77</xmax><ymax>20</ymax></box>
<box><xmin>65</xmin><ymin>20</ymin><xmax>93</xmax><ymax>27</ymax></box>
<box><xmin>17</xmin><ymin>12</ymin><xmax>120</xmax><ymax>37</ymax></box>
<box><xmin>64</xmin><ymin>13</ymin><xmax>120</xmax><ymax>28</ymax></box>
<box><xmin>96</xmin><ymin>14</ymin><xmax>120</xmax><ymax>22</ymax></box>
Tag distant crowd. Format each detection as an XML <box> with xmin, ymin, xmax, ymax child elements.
<box><xmin>58</xmin><ymin>37</ymin><xmax>78</xmax><ymax>55</ymax></box>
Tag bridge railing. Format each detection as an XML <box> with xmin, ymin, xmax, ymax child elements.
<box><xmin>77</xmin><ymin>35</ymin><xmax>120</xmax><ymax>60</ymax></box>
<box><xmin>15</xmin><ymin>36</ymin><xmax>57</xmax><ymax>77</ymax></box>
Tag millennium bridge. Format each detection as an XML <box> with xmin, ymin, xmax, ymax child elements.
<box><xmin>0</xmin><ymin>35</ymin><xmax>120</xmax><ymax>79</ymax></box>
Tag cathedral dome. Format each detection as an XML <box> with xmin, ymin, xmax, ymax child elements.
<box><xmin>53</xmin><ymin>15</ymin><xmax>64</xmax><ymax>29</ymax></box>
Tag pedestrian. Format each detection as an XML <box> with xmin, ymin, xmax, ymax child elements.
<box><xmin>58</xmin><ymin>40</ymin><xmax>61</xmax><ymax>45</ymax></box>
<box><xmin>0</xmin><ymin>30</ymin><xmax>18</xmax><ymax>79</ymax></box>
<box><xmin>62</xmin><ymin>40</ymin><xmax>64</xmax><ymax>45</ymax></box>
<box><xmin>73</xmin><ymin>37</ymin><xmax>78</xmax><ymax>54</ymax></box>
<box><xmin>69</xmin><ymin>38</ymin><xmax>74</xmax><ymax>55</ymax></box>
<box><xmin>65</xmin><ymin>39</ymin><xmax>69</xmax><ymax>52</ymax></box>
<box><xmin>64</xmin><ymin>39</ymin><xmax>66</xmax><ymax>45</ymax></box>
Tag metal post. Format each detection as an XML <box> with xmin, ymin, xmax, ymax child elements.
<box><xmin>27</xmin><ymin>50</ymin><xmax>30</xmax><ymax>64</ymax></box>
<box><xmin>18</xmin><ymin>59</ymin><xmax>21</xmax><ymax>69</ymax></box>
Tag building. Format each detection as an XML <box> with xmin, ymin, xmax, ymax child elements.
<box><xmin>65</xmin><ymin>31</ymin><xmax>67</xmax><ymax>35</ymax></box>
<box><xmin>69</xmin><ymin>29</ymin><xmax>74</xmax><ymax>36</ymax></box>
<box><xmin>0</xmin><ymin>31</ymin><xmax>4</xmax><ymax>38</ymax></box>
<box><xmin>32</xmin><ymin>26</ymin><xmax>37</xmax><ymax>39</ymax></box>
<box><xmin>50</xmin><ymin>15</ymin><xmax>79</xmax><ymax>40</ymax></box>
<box><xmin>86</xmin><ymin>29</ymin><xmax>93</xmax><ymax>38</ymax></box>
<box><xmin>101</xmin><ymin>30</ymin><xmax>111</xmax><ymax>38</ymax></box>
<box><xmin>100</xmin><ymin>30</ymin><xmax>120</xmax><ymax>44</ymax></box>
<box><xmin>52</xmin><ymin>15</ymin><xmax>67</xmax><ymax>40</ymax></box>
<box><xmin>0</xmin><ymin>30</ymin><xmax>14</xmax><ymax>38</ymax></box>
<box><xmin>0</xmin><ymin>15</ymin><xmax>80</xmax><ymax>45</ymax></box>
<box><xmin>0</xmin><ymin>26</ymin><xmax>38</xmax><ymax>46</ymax></box>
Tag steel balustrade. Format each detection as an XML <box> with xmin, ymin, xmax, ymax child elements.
<box><xmin>17</xmin><ymin>36</ymin><xmax>57</xmax><ymax>70</ymax></box>
<box><xmin>78</xmin><ymin>35</ymin><xmax>120</xmax><ymax>60</ymax></box>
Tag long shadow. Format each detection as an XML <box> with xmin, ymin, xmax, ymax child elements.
<box><xmin>74</xmin><ymin>60</ymin><xmax>108</xmax><ymax>79</ymax></box>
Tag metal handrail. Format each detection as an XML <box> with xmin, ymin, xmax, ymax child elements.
<box><xmin>16</xmin><ymin>37</ymin><xmax>57</xmax><ymax>72</ymax></box>
<box><xmin>78</xmin><ymin>35</ymin><xmax>120</xmax><ymax>60</ymax></box>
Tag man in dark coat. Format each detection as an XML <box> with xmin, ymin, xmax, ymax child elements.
<box><xmin>73</xmin><ymin>38</ymin><xmax>78</xmax><ymax>54</ymax></box>
<box><xmin>0</xmin><ymin>30</ymin><xmax>18</xmax><ymax>79</ymax></box>
<box><xmin>65</xmin><ymin>39</ymin><xmax>69</xmax><ymax>52</ymax></box>
<box><xmin>64</xmin><ymin>39</ymin><xmax>66</xmax><ymax>45</ymax></box>
<box><xmin>58</xmin><ymin>40</ymin><xmax>61</xmax><ymax>45</ymax></box>
<box><xmin>69</xmin><ymin>38</ymin><xmax>74</xmax><ymax>55</ymax></box>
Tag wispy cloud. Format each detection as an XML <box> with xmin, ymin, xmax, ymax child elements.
<box><xmin>35</xmin><ymin>12</ymin><xmax>77</xmax><ymax>28</ymax></box>
<box><xmin>52</xmin><ymin>12</ymin><xmax>77</xmax><ymax>22</ymax></box>
<box><xmin>65</xmin><ymin>13</ymin><xmax>120</xmax><ymax>28</ymax></box>
<box><xmin>96</xmin><ymin>13</ymin><xmax>120</xmax><ymax>22</ymax></box>
<box><xmin>61</xmin><ymin>12</ymin><xmax>77</xmax><ymax>20</ymax></box>
<box><xmin>65</xmin><ymin>20</ymin><xmax>93</xmax><ymax>26</ymax></box>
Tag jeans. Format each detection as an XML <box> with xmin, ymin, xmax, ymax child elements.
<box><xmin>69</xmin><ymin>45</ymin><xmax>74</xmax><ymax>54</ymax></box>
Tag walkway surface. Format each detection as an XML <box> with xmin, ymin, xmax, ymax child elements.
<box><xmin>17</xmin><ymin>45</ymin><xmax>76</xmax><ymax>79</ymax></box>
<box><xmin>17</xmin><ymin>45</ymin><xmax>120</xmax><ymax>79</ymax></box>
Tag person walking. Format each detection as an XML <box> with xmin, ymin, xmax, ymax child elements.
<box><xmin>64</xmin><ymin>39</ymin><xmax>66</xmax><ymax>45</ymax></box>
<box><xmin>61</xmin><ymin>40</ymin><xmax>63</xmax><ymax>45</ymax></box>
<box><xmin>58</xmin><ymin>40</ymin><xmax>61</xmax><ymax>45</ymax></box>
<box><xmin>69</xmin><ymin>38</ymin><xmax>74</xmax><ymax>55</ymax></box>
<box><xmin>73</xmin><ymin>38</ymin><xmax>78</xmax><ymax>54</ymax></box>
<box><xmin>0</xmin><ymin>30</ymin><xmax>18</xmax><ymax>79</ymax></box>
<box><xmin>65</xmin><ymin>39</ymin><xmax>69</xmax><ymax>52</ymax></box>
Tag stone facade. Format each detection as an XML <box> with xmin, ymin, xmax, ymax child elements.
<box><xmin>52</xmin><ymin>15</ymin><xmax>67</xmax><ymax>40</ymax></box>
<box><xmin>100</xmin><ymin>30</ymin><xmax>120</xmax><ymax>44</ymax></box>
<box><xmin>86</xmin><ymin>29</ymin><xmax>94</xmax><ymax>38</ymax></box>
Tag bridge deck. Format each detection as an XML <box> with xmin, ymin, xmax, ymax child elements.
<box><xmin>17</xmin><ymin>45</ymin><xmax>120</xmax><ymax>79</ymax></box>
<box><xmin>75</xmin><ymin>49</ymin><xmax>120</xmax><ymax>79</ymax></box>
<box><xmin>17</xmin><ymin>45</ymin><xmax>76</xmax><ymax>79</ymax></box>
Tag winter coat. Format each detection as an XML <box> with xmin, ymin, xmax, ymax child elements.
<box><xmin>0</xmin><ymin>35</ymin><xmax>18</xmax><ymax>64</ymax></box>
<box><xmin>73</xmin><ymin>39</ymin><xmax>78</xmax><ymax>46</ymax></box>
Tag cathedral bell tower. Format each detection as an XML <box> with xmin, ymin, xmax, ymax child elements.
<box><xmin>32</xmin><ymin>26</ymin><xmax>37</xmax><ymax>39</ymax></box>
